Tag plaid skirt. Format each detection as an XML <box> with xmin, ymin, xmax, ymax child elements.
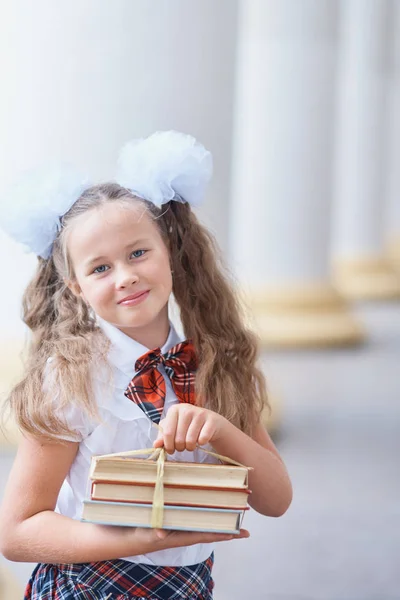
<box><xmin>24</xmin><ymin>554</ymin><xmax>214</xmax><ymax>600</ymax></box>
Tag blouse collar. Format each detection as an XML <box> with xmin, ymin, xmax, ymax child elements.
<box><xmin>96</xmin><ymin>316</ymin><xmax>183</xmax><ymax>379</ymax></box>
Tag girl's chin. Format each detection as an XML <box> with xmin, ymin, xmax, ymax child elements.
<box><xmin>118</xmin><ymin>312</ymin><xmax>166</xmax><ymax>330</ymax></box>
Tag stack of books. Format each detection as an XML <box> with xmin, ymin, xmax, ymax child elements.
<box><xmin>82</xmin><ymin>455</ymin><xmax>250</xmax><ymax>534</ymax></box>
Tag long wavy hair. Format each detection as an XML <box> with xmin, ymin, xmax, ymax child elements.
<box><xmin>6</xmin><ymin>183</ymin><xmax>268</xmax><ymax>440</ymax></box>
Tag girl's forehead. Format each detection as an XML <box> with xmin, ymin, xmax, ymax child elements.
<box><xmin>66</xmin><ymin>202</ymin><xmax>161</xmax><ymax>263</ymax></box>
<box><xmin>72</xmin><ymin>202</ymin><xmax>155</xmax><ymax>235</ymax></box>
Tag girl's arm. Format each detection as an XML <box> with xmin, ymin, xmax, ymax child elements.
<box><xmin>154</xmin><ymin>405</ymin><xmax>293</xmax><ymax>518</ymax></box>
<box><xmin>208</xmin><ymin>420</ymin><xmax>292</xmax><ymax>517</ymax></box>
<box><xmin>0</xmin><ymin>435</ymin><xmax>247</xmax><ymax>563</ymax></box>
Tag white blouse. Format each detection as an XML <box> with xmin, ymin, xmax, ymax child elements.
<box><xmin>55</xmin><ymin>318</ymin><xmax>216</xmax><ymax>566</ymax></box>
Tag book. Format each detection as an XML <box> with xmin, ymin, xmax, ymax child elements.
<box><xmin>82</xmin><ymin>500</ymin><xmax>246</xmax><ymax>534</ymax></box>
<box><xmin>89</xmin><ymin>456</ymin><xmax>249</xmax><ymax>488</ymax></box>
<box><xmin>91</xmin><ymin>481</ymin><xmax>250</xmax><ymax>509</ymax></box>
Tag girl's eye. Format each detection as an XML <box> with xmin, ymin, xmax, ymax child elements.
<box><xmin>93</xmin><ymin>265</ymin><xmax>109</xmax><ymax>274</ymax></box>
<box><xmin>131</xmin><ymin>249</ymin><xmax>146</xmax><ymax>258</ymax></box>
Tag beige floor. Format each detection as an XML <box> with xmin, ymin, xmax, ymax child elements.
<box><xmin>1</xmin><ymin>302</ymin><xmax>399</xmax><ymax>599</ymax></box>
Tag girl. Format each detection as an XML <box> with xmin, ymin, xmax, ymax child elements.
<box><xmin>0</xmin><ymin>131</ymin><xmax>292</xmax><ymax>600</ymax></box>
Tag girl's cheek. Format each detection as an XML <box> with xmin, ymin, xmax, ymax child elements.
<box><xmin>90</xmin><ymin>280</ymin><xmax>111</xmax><ymax>302</ymax></box>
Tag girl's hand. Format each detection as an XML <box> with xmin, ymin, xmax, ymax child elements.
<box><xmin>153</xmin><ymin>404</ymin><xmax>227</xmax><ymax>454</ymax></box>
<box><xmin>124</xmin><ymin>524</ymin><xmax>250</xmax><ymax>553</ymax></box>
<box><xmin>154</xmin><ymin>527</ymin><xmax>250</xmax><ymax>547</ymax></box>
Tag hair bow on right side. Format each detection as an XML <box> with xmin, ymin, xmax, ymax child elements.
<box><xmin>115</xmin><ymin>130</ymin><xmax>213</xmax><ymax>208</ymax></box>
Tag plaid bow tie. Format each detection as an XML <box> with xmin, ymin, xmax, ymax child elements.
<box><xmin>124</xmin><ymin>340</ymin><xmax>198</xmax><ymax>424</ymax></box>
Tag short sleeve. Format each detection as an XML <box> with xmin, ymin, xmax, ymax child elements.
<box><xmin>44</xmin><ymin>357</ymin><xmax>95</xmax><ymax>442</ymax></box>
<box><xmin>53</xmin><ymin>402</ymin><xmax>95</xmax><ymax>442</ymax></box>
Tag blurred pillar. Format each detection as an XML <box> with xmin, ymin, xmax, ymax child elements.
<box><xmin>332</xmin><ymin>0</ymin><xmax>400</xmax><ymax>299</ymax></box>
<box><xmin>385</xmin><ymin>1</ymin><xmax>400</xmax><ymax>270</ymax></box>
<box><xmin>0</xmin><ymin>565</ymin><xmax>22</xmax><ymax>599</ymax></box>
<box><xmin>231</xmin><ymin>0</ymin><xmax>363</xmax><ymax>348</ymax></box>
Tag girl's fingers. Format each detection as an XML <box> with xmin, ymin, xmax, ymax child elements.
<box><xmin>154</xmin><ymin>406</ymin><xmax>218</xmax><ymax>453</ymax></box>
<box><xmin>154</xmin><ymin>528</ymin><xmax>169</xmax><ymax>540</ymax></box>
<box><xmin>153</xmin><ymin>428</ymin><xmax>164</xmax><ymax>448</ymax></box>
<box><xmin>234</xmin><ymin>528</ymin><xmax>250</xmax><ymax>539</ymax></box>
<box><xmin>161</xmin><ymin>408</ymin><xmax>179</xmax><ymax>454</ymax></box>
<box><xmin>175</xmin><ymin>531</ymin><xmax>234</xmax><ymax>544</ymax></box>
<box><xmin>197</xmin><ymin>419</ymin><xmax>216</xmax><ymax>447</ymax></box>
<box><xmin>158</xmin><ymin>528</ymin><xmax>250</xmax><ymax>549</ymax></box>
<box><xmin>185</xmin><ymin>413</ymin><xmax>206</xmax><ymax>451</ymax></box>
<box><xmin>174</xmin><ymin>408</ymin><xmax>197</xmax><ymax>452</ymax></box>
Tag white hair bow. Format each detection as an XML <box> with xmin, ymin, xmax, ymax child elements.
<box><xmin>0</xmin><ymin>164</ymin><xmax>89</xmax><ymax>259</ymax></box>
<box><xmin>0</xmin><ymin>131</ymin><xmax>213</xmax><ymax>259</ymax></box>
<box><xmin>116</xmin><ymin>130</ymin><xmax>213</xmax><ymax>208</ymax></box>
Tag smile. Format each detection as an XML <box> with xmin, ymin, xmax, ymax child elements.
<box><xmin>118</xmin><ymin>290</ymin><xmax>150</xmax><ymax>306</ymax></box>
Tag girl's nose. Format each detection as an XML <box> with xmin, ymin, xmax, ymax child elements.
<box><xmin>116</xmin><ymin>266</ymin><xmax>139</xmax><ymax>289</ymax></box>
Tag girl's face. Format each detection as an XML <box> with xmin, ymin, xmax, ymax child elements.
<box><xmin>67</xmin><ymin>202</ymin><xmax>172</xmax><ymax>347</ymax></box>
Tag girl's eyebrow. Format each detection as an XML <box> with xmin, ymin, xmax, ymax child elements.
<box><xmin>85</xmin><ymin>239</ymin><xmax>151</xmax><ymax>268</ymax></box>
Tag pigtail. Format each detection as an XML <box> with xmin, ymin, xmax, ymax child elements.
<box><xmin>22</xmin><ymin>257</ymin><xmax>59</xmax><ymax>350</ymax></box>
<box><xmin>160</xmin><ymin>202</ymin><xmax>268</xmax><ymax>435</ymax></box>
<box><xmin>7</xmin><ymin>251</ymin><xmax>107</xmax><ymax>441</ymax></box>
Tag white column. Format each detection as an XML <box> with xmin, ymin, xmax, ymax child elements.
<box><xmin>231</xmin><ymin>0</ymin><xmax>363</xmax><ymax>347</ymax></box>
<box><xmin>332</xmin><ymin>0</ymin><xmax>400</xmax><ymax>299</ymax></box>
<box><xmin>385</xmin><ymin>0</ymin><xmax>400</xmax><ymax>268</ymax></box>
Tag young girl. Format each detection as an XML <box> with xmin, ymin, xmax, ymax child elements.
<box><xmin>0</xmin><ymin>131</ymin><xmax>292</xmax><ymax>600</ymax></box>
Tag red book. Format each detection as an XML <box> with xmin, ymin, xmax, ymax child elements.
<box><xmin>91</xmin><ymin>480</ymin><xmax>250</xmax><ymax>509</ymax></box>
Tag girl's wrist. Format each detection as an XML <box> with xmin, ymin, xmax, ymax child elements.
<box><xmin>211</xmin><ymin>413</ymin><xmax>233</xmax><ymax>444</ymax></box>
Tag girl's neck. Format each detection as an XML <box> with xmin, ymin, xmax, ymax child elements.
<box><xmin>117</xmin><ymin>308</ymin><xmax>171</xmax><ymax>350</ymax></box>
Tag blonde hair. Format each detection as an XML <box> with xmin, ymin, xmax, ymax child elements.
<box><xmin>6</xmin><ymin>183</ymin><xmax>268</xmax><ymax>440</ymax></box>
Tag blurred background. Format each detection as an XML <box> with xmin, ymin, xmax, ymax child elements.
<box><xmin>0</xmin><ymin>0</ymin><xmax>399</xmax><ymax>598</ymax></box>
